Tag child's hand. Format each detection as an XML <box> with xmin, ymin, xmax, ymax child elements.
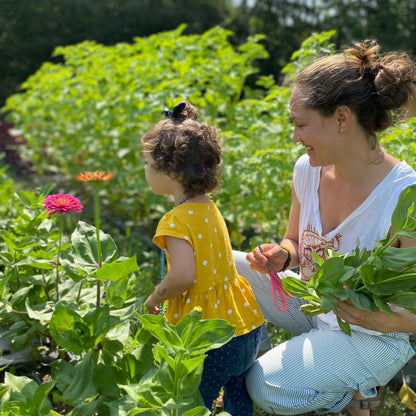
<box><xmin>144</xmin><ymin>295</ymin><xmax>160</xmax><ymax>314</ymax></box>
<box><xmin>147</xmin><ymin>305</ymin><xmax>161</xmax><ymax>315</ymax></box>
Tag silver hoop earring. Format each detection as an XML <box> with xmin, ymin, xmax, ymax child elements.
<box><xmin>339</xmin><ymin>128</ymin><xmax>344</xmax><ymax>134</ymax></box>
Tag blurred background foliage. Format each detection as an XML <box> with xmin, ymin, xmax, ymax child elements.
<box><xmin>1</xmin><ymin>0</ymin><xmax>416</xmax><ymax>266</ymax></box>
<box><xmin>1</xmin><ymin>0</ymin><xmax>416</xmax><ymax>107</ymax></box>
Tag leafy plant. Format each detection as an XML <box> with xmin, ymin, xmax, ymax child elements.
<box><xmin>282</xmin><ymin>184</ymin><xmax>416</xmax><ymax>335</ymax></box>
<box><xmin>0</xmin><ymin>372</ymin><xmax>56</xmax><ymax>416</ymax></box>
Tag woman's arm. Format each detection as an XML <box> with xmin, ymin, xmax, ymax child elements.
<box><xmin>246</xmin><ymin>182</ymin><xmax>300</xmax><ymax>273</ymax></box>
<box><xmin>144</xmin><ymin>236</ymin><xmax>196</xmax><ymax>314</ymax></box>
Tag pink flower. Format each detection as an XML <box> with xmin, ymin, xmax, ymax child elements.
<box><xmin>42</xmin><ymin>194</ymin><xmax>83</xmax><ymax>216</ymax></box>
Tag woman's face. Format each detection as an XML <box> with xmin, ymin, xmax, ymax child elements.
<box><xmin>289</xmin><ymin>86</ymin><xmax>340</xmax><ymax>167</ymax></box>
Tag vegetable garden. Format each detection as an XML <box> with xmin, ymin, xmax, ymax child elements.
<box><xmin>0</xmin><ymin>27</ymin><xmax>416</xmax><ymax>415</ymax></box>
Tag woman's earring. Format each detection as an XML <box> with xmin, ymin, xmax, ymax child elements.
<box><xmin>339</xmin><ymin>128</ymin><xmax>344</xmax><ymax>134</ymax></box>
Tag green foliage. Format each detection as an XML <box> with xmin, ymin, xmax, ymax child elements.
<box><xmin>0</xmin><ymin>0</ymin><xmax>231</xmax><ymax>107</ymax></box>
<box><xmin>0</xmin><ymin>185</ymin><xmax>234</xmax><ymax>414</ymax></box>
<box><xmin>380</xmin><ymin>118</ymin><xmax>416</xmax><ymax>170</ymax></box>
<box><xmin>0</xmin><ymin>373</ymin><xmax>55</xmax><ymax>416</ymax></box>
<box><xmin>3</xmin><ymin>25</ymin><xmax>273</xmax><ymax>251</ymax></box>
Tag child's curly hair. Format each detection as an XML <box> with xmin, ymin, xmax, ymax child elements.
<box><xmin>142</xmin><ymin>101</ymin><xmax>222</xmax><ymax>196</ymax></box>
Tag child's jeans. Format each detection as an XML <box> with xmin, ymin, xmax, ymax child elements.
<box><xmin>199</xmin><ymin>325</ymin><xmax>262</xmax><ymax>415</ymax></box>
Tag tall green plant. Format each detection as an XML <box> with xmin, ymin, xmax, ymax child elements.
<box><xmin>3</xmin><ymin>25</ymin><xmax>267</xmax><ymax>222</ymax></box>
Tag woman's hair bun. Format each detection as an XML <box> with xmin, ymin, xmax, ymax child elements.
<box><xmin>345</xmin><ymin>40</ymin><xmax>380</xmax><ymax>79</ymax></box>
<box><xmin>347</xmin><ymin>40</ymin><xmax>416</xmax><ymax>114</ymax></box>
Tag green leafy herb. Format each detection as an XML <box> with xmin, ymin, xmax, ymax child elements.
<box><xmin>282</xmin><ymin>184</ymin><xmax>416</xmax><ymax>335</ymax></box>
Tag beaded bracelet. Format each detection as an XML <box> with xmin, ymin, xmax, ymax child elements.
<box><xmin>280</xmin><ymin>245</ymin><xmax>293</xmax><ymax>271</ymax></box>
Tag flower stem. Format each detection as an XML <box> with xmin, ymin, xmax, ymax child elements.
<box><xmin>93</xmin><ymin>188</ymin><xmax>102</xmax><ymax>308</ymax></box>
<box><xmin>56</xmin><ymin>215</ymin><xmax>64</xmax><ymax>301</ymax></box>
<box><xmin>42</xmin><ymin>272</ymin><xmax>50</xmax><ymax>301</ymax></box>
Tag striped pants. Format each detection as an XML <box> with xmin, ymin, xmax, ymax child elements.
<box><xmin>233</xmin><ymin>250</ymin><xmax>414</xmax><ymax>414</ymax></box>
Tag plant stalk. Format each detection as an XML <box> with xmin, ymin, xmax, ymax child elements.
<box><xmin>55</xmin><ymin>214</ymin><xmax>64</xmax><ymax>301</ymax></box>
<box><xmin>93</xmin><ymin>188</ymin><xmax>102</xmax><ymax>308</ymax></box>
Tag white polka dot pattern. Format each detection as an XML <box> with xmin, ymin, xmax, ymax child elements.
<box><xmin>152</xmin><ymin>201</ymin><xmax>264</xmax><ymax>336</ymax></box>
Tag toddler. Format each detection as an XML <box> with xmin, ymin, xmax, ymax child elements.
<box><xmin>143</xmin><ymin>101</ymin><xmax>264</xmax><ymax>415</ymax></box>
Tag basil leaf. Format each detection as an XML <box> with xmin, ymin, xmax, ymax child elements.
<box><xmin>391</xmin><ymin>184</ymin><xmax>416</xmax><ymax>233</ymax></box>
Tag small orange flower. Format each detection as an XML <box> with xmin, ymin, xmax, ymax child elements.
<box><xmin>76</xmin><ymin>171</ymin><xmax>114</xmax><ymax>182</ymax></box>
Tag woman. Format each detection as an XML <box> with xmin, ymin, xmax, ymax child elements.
<box><xmin>235</xmin><ymin>40</ymin><xmax>416</xmax><ymax>415</ymax></box>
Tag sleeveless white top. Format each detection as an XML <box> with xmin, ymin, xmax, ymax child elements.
<box><xmin>293</xmin><ymin>153</ymin><xmax>416</xmax><ymax>332</ymax></box>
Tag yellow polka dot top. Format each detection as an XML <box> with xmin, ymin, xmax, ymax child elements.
<box><xmin>153</xmin><ymin>201</ymin><xmax>264</xmax><ymax>336</ymax></box>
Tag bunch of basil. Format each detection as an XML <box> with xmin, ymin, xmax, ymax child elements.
<box><xmin>282</xmin><ymin>183</ymin><xmax>416</xmax><ymax>335</ymax></box>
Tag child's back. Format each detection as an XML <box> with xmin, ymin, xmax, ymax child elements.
<box><xmin>154</xmin><ymin>200</ymin><xmax>264</xmax><ymax>335</ymax></box>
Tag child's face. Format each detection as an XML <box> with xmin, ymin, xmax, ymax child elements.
<box><xmin>144</xmin><ymin>152</ymin><xmax>172</xmax><ymax>196</ymax></box>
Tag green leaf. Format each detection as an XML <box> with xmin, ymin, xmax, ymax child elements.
<box><xmin>102</xmin><ymin>320</ymin><xmax>130</xmax><ymax>354</ymax></box>
<box><xmin>359</xmin><ymin>264</ymin><xmax>376</xmax><ymax>287</ymax></box>
<box><xmin>310</xmin><ymin>256</ymin><xmax>345</xmax><ymax>289</ymax></box>
<box><xmin>137</xmin><ymin>314</ymin><xmax>183</xmax><ymax>350</ymax></box>
<box><xmin>60</xmin><ymin>250</ymin><xmax>90</xmax><ymax>282</ymax></box>
<box><xmin>370</xmin><ymin>271</ymin><xmax>416</xmax><ymax>295</ymax></box>
<box><xmin>181</xmin><ymin>408</ymin><xmax>212</xmax><ymax>416</ymax></box>
<box><xmin>25</xmin><ymin>298</ymin><xmax>53</xmax><ymax>322</ymax></box>
<box><xmin>62</xmin><ymin>350</ymin><xmax>99</xmax><ymax>405</ymax></box>
<box><xmin>14</xmin><ymin>257</ymin><xmax>54</xmax><ymax>269</ymax></box>
<box><xmin>83</xmin><ymin>304</ymin><xmax>111</xmax><ymax>348</ymax></box>
<box><xmin>175</xmin><ymin>314</ymin><xmax>235</xmax><ymax>355</ymax></box>
<box><xmin>385</xmin><ymin>293</ymin><xmax>416</xmax><ymax>313</ymax></box>
<box><xmin>8</xmin><ymin>323</ymin><xmax>41</xmax><ymax>353</ymax></box>
<box><xmin>66</xmin><ymin>400</ymin><xmax>99</xmax><ymax>416</ymax></box>
<box><xmin>70</xmin><ymin>221</ymin><xmax>117</xmax><ymax>271</ymax></box>
<box><xmin>39</xmin><ymin>183</ymin><xmax>55</xmax><ymax>198</ymax></box>
<box><xmin>4</xmin><ymin>372</ymin><xmax>38</xmax><ymax>403</ymax></box>
<box><xmin>50</xmin><ymin>359</ymin><xmax>75</xmax><ymax>393</ymax></box>
<box><xmin>118</xmin><ymin>347</ymin><xmax>153</xmax><ymax>384</ymax></box>
<box><xmin>33</xmin><ymin>380</ymin><xmax>55</xmax><ymax>414</ymax></box>
<box><xmin>281</xmin><ymin>277</ymin><xmax>312</xmax><ymax>298</ymax></box>
<box><xmin>120</xmin><ymin>380</ymin><xmax>167</xmax><ymax>409</ymax></box>
<box><xmin>373</xmin><ymin>295</ymin><xmax>392</xmax><ymax>317</ymax></box>
<box><xmin>336</xmin><ymin>316</ymin><xmax>351</xmax><ymax>336</ymax></box>
<box><xmin>96</xmin><ymin>256</ymin><xmax>139</xmax><ymax>281</ymax></box>
<box><xmin>380</xmin><ymin>246</ymin><xmax>416</xmax><ymax>269</ymax></box>
<box><xmin>104</xmin><ymin>396</ymin><xmax>137</xmax><ymax>416</ymax></box>
<box><xmin>391</xmin><ymin>184</ymin><xmax>416</xmax><ymax>233</ymax></box>
<box><xmin>93</xmin><ymin>364</ymin><xmax>122</xmax><ymax>396</ymax></box>
<box><xmin>343</xmin><ymin>289</ymin><xmax>374</xmax><ymax>313</ymax></box>
<box><xmin>50</xmin><ymin>303</ymin><xmax>88</xmax><ymax>354</ymax></box>
<box><xmin>16</xmin><ymin>190</ymin><xmax>38</xmax><ymax>207</ymax></box>
<box><xmin>300</xmin><ymin>303</ymin><xmax>325</xmax><ymax>316</ymax></box>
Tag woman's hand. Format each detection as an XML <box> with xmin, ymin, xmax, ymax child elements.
<box><xmin>246</xmin><ymin>243</ymin><xmax>291</xmax><ymax>273</ymax></box>
<box><xmin>335</xmin><ymin>299</ymin><xmax>416</xmax><ymax>333</ymax></box>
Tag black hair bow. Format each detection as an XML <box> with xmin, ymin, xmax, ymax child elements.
<box><xmin>163</xmin><ymin>102</ymin><xmax>186</xmax><ymax>118</ymax></box>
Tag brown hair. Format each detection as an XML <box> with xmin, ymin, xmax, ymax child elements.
<box><xmin>295</xmin><ymin>40</ymin><xmax>416</xmax><ymax>146</ymax></box>
<box><xmin>142</xmin><ymin>101</ymin><xmax>222</xmax><ymax>196</ymax></box>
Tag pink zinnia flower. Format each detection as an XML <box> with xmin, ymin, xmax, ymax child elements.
<box><xmin>42</xmin><ymin>194</ymin><xmax>83</xmax><ymax>216</ymax></box>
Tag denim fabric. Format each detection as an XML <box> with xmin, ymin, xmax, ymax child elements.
<box><xmin>199</xmin><ymin>325</ymin><xmax>262</xmax><ymax>415</ymax></box>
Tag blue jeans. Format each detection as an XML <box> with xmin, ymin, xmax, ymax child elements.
<box><xmin>199</xmin><ymin>325</ymin><xmax>262</xmax><ymax>416</ymax></box>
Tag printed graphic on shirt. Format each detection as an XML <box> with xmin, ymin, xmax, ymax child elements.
<box><xmin>299</xmin><ymin>223</ymin><xmax>342</xmax><ymax>281</ymax></box>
